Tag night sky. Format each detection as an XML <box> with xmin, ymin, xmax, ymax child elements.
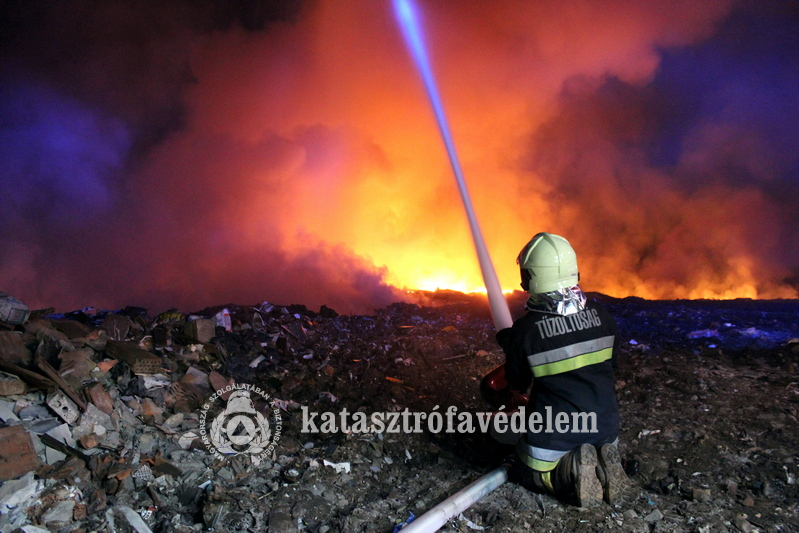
<box><xmin>1</xmin><ymin>0</ymin><xmax>797</xmax><ymax>315</ymax></box>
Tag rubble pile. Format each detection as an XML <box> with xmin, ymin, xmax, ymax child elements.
<box><xmin>0</xmin><ymin>294</ymin><xmax>504</xmax><ymax>533</ymax></box>
<box><xmin>0</xmin><ymin>291</ymin><xmax>796</xmax><ymax>532</ymax></box>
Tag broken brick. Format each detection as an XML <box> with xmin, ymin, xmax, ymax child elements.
<box><xmin>84</xmin><ymin>328</ymin><xmax>109</xmax><ymax>351</ymax></box>
<box><xmin>209</xmin><ymin>371</ymin><xmax>234</xmax><ymax>400</ymax></box>
<box><xmin>0</xmin><ymin>425</ymin><xmax>41</xmax><ymax>481</ymax></box>
<box><xmin>181</xmin><ymin>366</ymin><xmax>210</xmax><ymax>389</ymax></box>
<box><xmin>0</xmin><ymin>331</ymin><xmax>32</xmax><ymax>366</ymax></box>
<box><xmin>87</xmin><ymin>383</ymin><xmax>114</xmax><ymax>416</ymax></box>
<box><xmin>96</xmin><ymin>359</ymin><xmax>118</xmax><ymax>373</ymax></box>
<box><xmin>105</xmin><ymin>340</ymin><xmax>162</xmax><ymax>375</ymax></box>
<box><xmin>138</xmin><ymin>398</ymin><xmax>163</xmax><ymax>419</ymax></box>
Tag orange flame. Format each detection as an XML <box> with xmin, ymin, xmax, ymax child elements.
<box><xmin>176</xmin><ymin>1</ymin><xmax>796</xmax><ymax>303</ymax></box>
<box><xmin>3</xmin><ymin>0</ymin><xmax>796</xmax><ymax>315</ymax></box>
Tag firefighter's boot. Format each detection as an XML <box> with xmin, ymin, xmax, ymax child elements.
<box><xmin>596</xmin><ymin>442</ymin><xmax>631</xmax><ymax>505</ymax></box>
<box><xmin>550</xmin><ymin>444</ymin><xmax>603</xmax><ymax>507</ymax></box>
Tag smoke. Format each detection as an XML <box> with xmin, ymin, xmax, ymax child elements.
<box><xmin>0</xmin><ymin>0</ymin><xmax>796</xmax><ymax>314</ymax></box>
<box><xmin>0</xmin><ymin>0</ymin><xmax>403</xmax><ymax>314</ymax></box>
<box><xmin>524</xmin><ymin>1</ymin><xmax>799</xmax><ymax>298</ymax></box>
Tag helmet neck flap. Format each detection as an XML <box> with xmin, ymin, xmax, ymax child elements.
<box><xmin>525</xmin><ymin>286</ymin><xmax>587</xmax><ymax>316</ymax></box>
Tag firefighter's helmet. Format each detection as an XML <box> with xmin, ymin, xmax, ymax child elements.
<box><xmin>517</xmin><ymin>232</ymin><xmax>579</xmax><ymax>294</ymax></box>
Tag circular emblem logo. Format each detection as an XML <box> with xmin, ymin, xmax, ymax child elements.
<box><xmin>199</xmin><ymin>384</ymin><xmax>281</xmax><ymax>463</ymax></box>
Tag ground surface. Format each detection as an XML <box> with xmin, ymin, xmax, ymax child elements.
<box><xmin>258</xmin><ymin>292</ymin><xmax>799</xmax><ymax>533</ymax></box>
<box><xmin>2</xmin><ymin>292</ymin><xmax>798</xmax><ymax>532</ymax></box>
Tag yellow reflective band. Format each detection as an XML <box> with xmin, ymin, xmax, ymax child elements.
<box><xmin>517</xmin><ymin>449</ymin><xmax>560</xmax><ymax>472</ymax></box>
<box><xmin>532</xmin><ymin>347</ymin><xmax>613</xmax><ymax>378</ymax></box>
<box><xmin>541</xmin><ymin>471</ymin><xmax>554</xmax><ymax>492</ymax></box>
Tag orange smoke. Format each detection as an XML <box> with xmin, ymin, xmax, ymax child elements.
<box><xmin>2</xmin><ymin>0</ymin><xmax>797</xmax><ymax>315</ymax></box>
<box><xmin>184</xmin><ymin>0</ymin><xmax>792</xmax><ymax>300</ymax></box>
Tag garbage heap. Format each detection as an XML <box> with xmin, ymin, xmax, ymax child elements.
<box><xmin>0</xmin><ymin>292</ymin><xmax>501</xmax><ymax>533</ymax></box>
<box><xmin>0</xmin><ymin>298</ymin><xmax>353</xmax><ymax>532</ymax></box>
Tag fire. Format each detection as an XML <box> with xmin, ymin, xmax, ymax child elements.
<box><xmin>1</xmin><ymin>1</ymin><xmax>797</xmax><ymax>315</ymax></box>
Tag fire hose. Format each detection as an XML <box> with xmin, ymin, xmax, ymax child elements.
<box><xmin>392</xmin><ymin>0</ymin><xmax>513</xmax><ymax>333</ymax></box>
<box><xmin>393</xmin><ymin>0</ymin><xmax>514</xmax><ymax>530</ymax></box>
<box><xmin>399</xmin><ymin>466</ymin><xmax>509</xmax><ymax>533</ymax></box>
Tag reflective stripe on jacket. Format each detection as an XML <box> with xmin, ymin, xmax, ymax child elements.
<box><xmin>497</xmin><ymin>300</ymin><xmax>620</xmax><ymax>471</ymax></box>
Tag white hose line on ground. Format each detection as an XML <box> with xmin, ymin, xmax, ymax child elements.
<box><xmin>401</xmin><ymin>466</ymin><xmax>509</xmax><ymax>532</ymax></box>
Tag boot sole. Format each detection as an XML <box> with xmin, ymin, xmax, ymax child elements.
<box><xmin>575</xmin><ymin>444</ymin><xmax>603</xmax><ymax>508</ymax></box>
<box><xmin>598</xmin><ymin>443</ymin><xmax>631</xmax><ymax>505</ymax></box>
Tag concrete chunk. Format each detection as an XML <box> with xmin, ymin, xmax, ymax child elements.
<box><xmin>43</xmin><ymin>423</ymin><xmax>75</xmax><ymax>464</ymax></box>
<box><xmin>0</xmin><ymin>292</ymin><xmax>30</xmax><ymax>325</ymax></box>
<box><xmin>0</xmin><ymin>399</ymin><xmax>19</xmax><ymax>423</ymax></box>
<box><xmin>42</xmin><ymin>499</ymin><xmax>76</xmax><ymax>529</ymax></box>
<box><xmin>185</xmin><ymin>318</ymin><xmax>215</xmax><ymax>343</ymax></box>
<box><xmin>46</xmin><ymin>390</ymin><xmax>81</xmax><ymax>425</ymax></box>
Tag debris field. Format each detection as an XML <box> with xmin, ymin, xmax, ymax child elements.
<box><xmin>0</xmin><ymin>291</ymin><xmax>797</xmax><ymax>532</ymax></box>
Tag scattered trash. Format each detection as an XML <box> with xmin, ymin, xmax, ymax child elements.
<box><xmin>185</xmin><ymin>318</ymin><xmax>215</xmax><ymax>343</ymax></box>
<box><xmin>785</xmin><ymin>466</ymin><xmax>796</xmax><ymax>485</ymax></box>
<box><xmin>214</xmin><ymin>308</ymin><xmax>232</xmax><ymax>332</ymax></box>
<box><xmin>534</xmin><ymin>493</ymin><xmax>546</xmax><ymax>516</ymax></box>
<box><xmin>318</xmin><ymin>391</ymin><xmax>338</xmax><ymax>403</ymax></box>
<box><xmin>116</xmin><ymin>504</ymin><xmax>155</xmax><ymax>533</ymax></box>
<box><xmin>638</xmin><ymin>429</ymin><xmax>661</xmax><ymax>438</ymax></box>
<box><xmin>643</xmin><ymin>509</ymin><xmax>664</xmax><ymax>523</ymax></box>
<box><xmin>0</xmin><ymin>292</ymin><xmax>30</xmax><ymax>325</ymax></box>
<box><xmin>322</xmin><ymin>460</ymin><xmax>351</xmax><ymax>474</ymax></box>
<box><xmin>457</xmin><ymin>512</ymin><xmax>485</xmax><ymax>530</ymax></box>
<box><xmin>392</xmin><ymin>511</ymin><xmax>415</xmax><ymax>532</ymax></box>
<box><xmin>0</xmin><ymin>291</ymin><xmax>791</xmax><ymax>532</ymax></box>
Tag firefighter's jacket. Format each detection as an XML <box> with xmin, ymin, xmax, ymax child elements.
<box><xmin>497</xmin><ymin>300</ymin><xmax>620</xmax><ymax>472</ymax></box>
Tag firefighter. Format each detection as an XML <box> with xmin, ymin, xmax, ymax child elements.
<box><xmin>490</xmin><ymin>232</ymin><xmax>630</xmax><ymax>507</ymax></box>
